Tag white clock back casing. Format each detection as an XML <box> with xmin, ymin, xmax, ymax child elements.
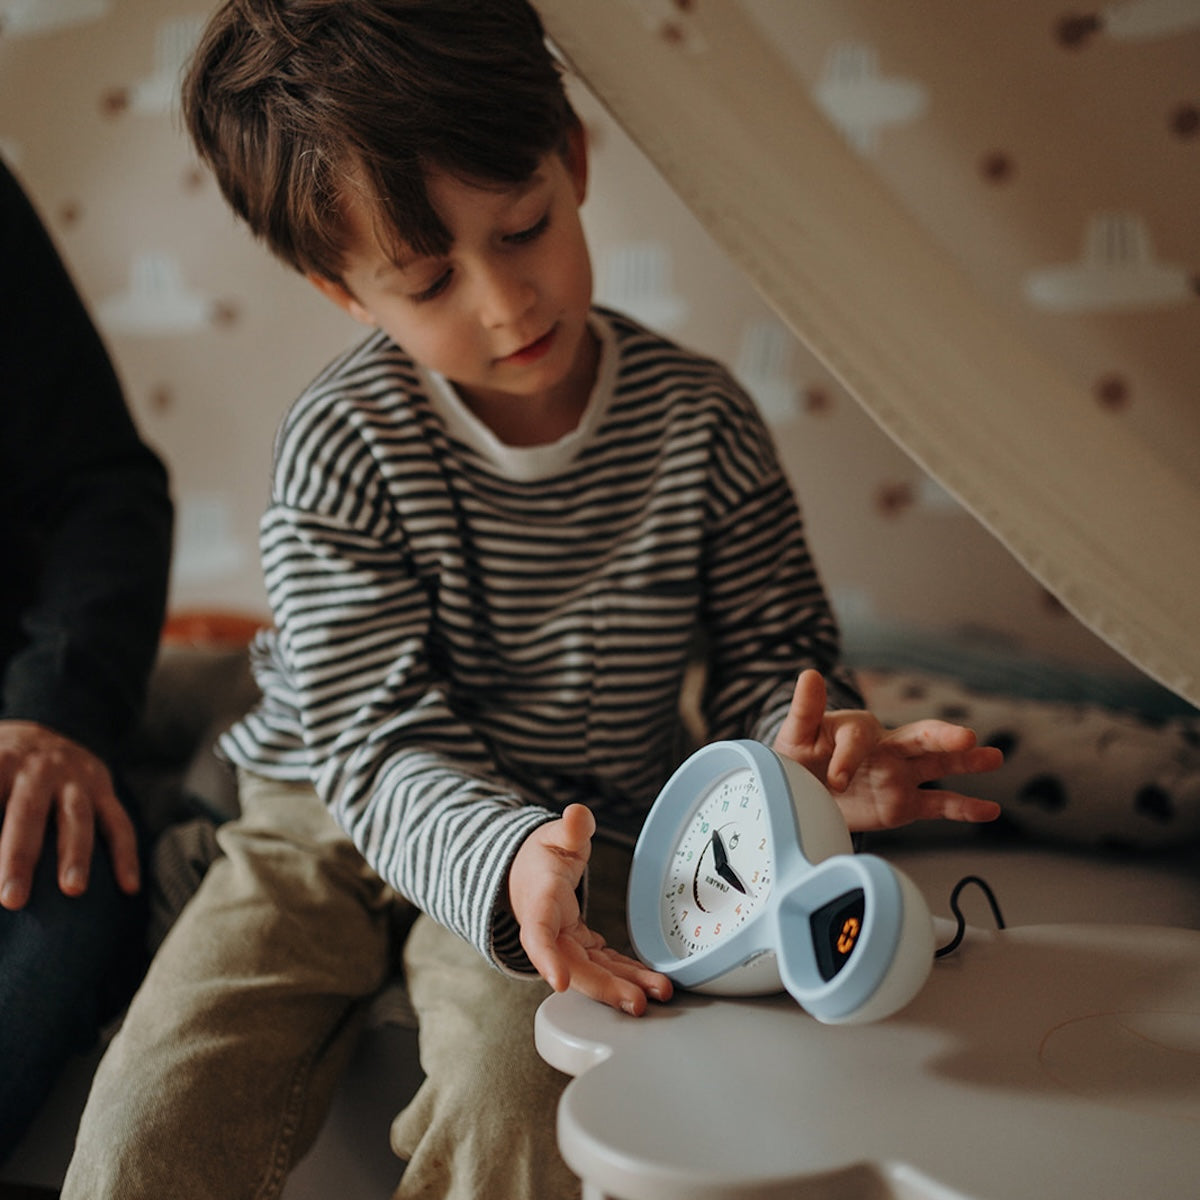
<box><xmin>627</xmin><ymin>740</ymin><xmax>935</xmax><ymax>1023</ymax></box>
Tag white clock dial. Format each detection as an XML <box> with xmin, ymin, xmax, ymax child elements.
<box><xmin>661</xmin><ymin>766</ymin><xmax>772</xmax><ymax>957</ymax></box>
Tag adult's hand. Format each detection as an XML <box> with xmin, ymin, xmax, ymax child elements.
<box><xmin>0</xmin><ymin>720</ymin><xmax>139</xmax><ymax>910</ymax></box>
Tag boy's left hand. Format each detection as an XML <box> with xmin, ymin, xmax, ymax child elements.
<box><xmin>773</xmin><ymin>670</ymin><xmax>1003</xmax><ymax>833</ymax></box>
<box><xmin>509</xmin><ymin>804</ymin><xmax>673</xmax><ymax>1016</ymax></box>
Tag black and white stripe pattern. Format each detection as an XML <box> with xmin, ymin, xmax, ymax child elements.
<box><xmin>222</xmin><ymin>309</ymin><xmax>859</xmax><ymax>969</ymax></box>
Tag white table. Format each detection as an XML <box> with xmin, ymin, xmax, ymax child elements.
<box><xmin>536</xmin><ymin>923</ymin><xmax>1200</xmax><ymax>1200</ymax></box>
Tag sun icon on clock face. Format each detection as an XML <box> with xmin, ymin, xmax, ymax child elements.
<box><xmin>661</xmin><ymin>766</ymin><xmax>774</xmax><ymax>957</ymax></box>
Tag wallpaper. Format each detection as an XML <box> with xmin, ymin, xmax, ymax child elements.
<box><xmin>1</xmin><ymin>0</ymin><xmax>1195</xmax><ymax>678</ymax></box>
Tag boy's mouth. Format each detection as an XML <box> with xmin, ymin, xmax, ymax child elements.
<box><xmin>500</xmin><ymin>326</ymin><xmax>556</xmax><ymax>366</ymax></box>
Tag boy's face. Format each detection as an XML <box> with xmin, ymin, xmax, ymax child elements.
<box><xmin>313</xmin><ymin>129</ymin><xmax>596</xmax><ymax>435</ymax></box>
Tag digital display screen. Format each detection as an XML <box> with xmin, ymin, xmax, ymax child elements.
<box><xmin>810</xmin><ymin>888</ymin><xmax>866</xmax><ymax>982</ymax></box>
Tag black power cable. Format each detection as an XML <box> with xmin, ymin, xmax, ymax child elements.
<box><xmin>934</xmin><ymin>874</ymin><xmax>1007</xmax><ymax>959</ymax></box>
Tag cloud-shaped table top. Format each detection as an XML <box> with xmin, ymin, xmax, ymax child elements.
<box><xmin>537</xmin><ymin>923</ymin><xmax>1200</xmax><ymax>1199</ymax></box>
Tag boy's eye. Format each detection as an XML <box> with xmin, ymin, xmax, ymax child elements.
<box><xmin>406</xmin><ymin>213</ymin><xmax>548</xmax><ymax>303</ymax></box>
<box><xmin>505</xmin><ymin>213</ymin><xmax>550</xmax><ymax>245</ymax></box>
<box><xmin>412</xmin><ymin>268</ymin><xmax>453</xmax><ymax>304</ymax></box>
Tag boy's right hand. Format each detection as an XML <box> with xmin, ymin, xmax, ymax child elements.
<box><xmin>509</xmin><ymin>804</ymin><xmax>672</xmax><ymax>1016</ymax></box>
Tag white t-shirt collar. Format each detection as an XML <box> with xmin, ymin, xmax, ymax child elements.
<box><xmin>419</xmin><ymin>312</ymin><xmax>616</xmax><ymax>482</ymax></box>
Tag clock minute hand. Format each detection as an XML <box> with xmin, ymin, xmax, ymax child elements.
<box><xmin>710</xmin><ymin>828</ymin><xmax>748</xmax><ymax>894</ymax></box>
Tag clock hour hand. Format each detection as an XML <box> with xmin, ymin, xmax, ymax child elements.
<box><xmin>711</xmin><ymin>827</ymin><xmax>748</xmax><ymax>894</ymax></box>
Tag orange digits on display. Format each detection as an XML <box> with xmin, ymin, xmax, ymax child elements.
<box><xmin>837</xmin><ymin>917</ymin><xmax>861</xmax><ymax>956</ymax></box>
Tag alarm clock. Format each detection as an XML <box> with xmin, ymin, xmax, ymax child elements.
<box><xmin>627</xmin><ymin>739</ymin><xmax>935</xmax><ymax>1023</ymax></box>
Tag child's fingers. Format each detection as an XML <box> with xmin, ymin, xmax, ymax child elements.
<box><xmin>569</xmin><ymin>960</ymin><xmax>648</xmax><ymax>1014</ymax></box>
<box><xmin>564</xmin><ymin>944</ymin><xmax>674</xmax><ymax>1015</ymax></box>
<box><xmin>908</xmin><ymin>789</ymin><xmax>1002</xmax><ymax>824</ymax></box>
<box><xmin>825</xmin><ymin>718</ymin><xmax>881</xmax><ymax>792</ymax></box>
<box><xmin>903</xmin><ymin>744</ymin><xmax>1005</xmax><ymax>785</ymax></box>
<box><xmin>882</xmin><ymin>719</ymin><xmax>981</xmax><ymax>756</ymax></box>
<box><xmin>949</xmin><ymin>745</ymin><xmax>1005</xmax><ymax>776</ymax></box>
<box><xmin>557</xmin><ymin>803</ymin><xmax>596</xmax><ymax>854</ymax></box>
<box><xmin>521</xmin><ymin>916</ymin><xmax>576</xmax><ymax>992</ymax></box>
<box><xmin>595</xmin><ymin>946</ymin><xmax>673</xmax><ymax>1005</ymax></box>
<box><xmin>772</xmin><ymin>669</ymin><xmax>827</xmax><ymax>757</ymax></box>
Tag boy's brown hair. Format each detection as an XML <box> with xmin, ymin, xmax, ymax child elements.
<box><xmin>183</xmin><ymin>0</ymin><xmax>579</xmax><ymax>283</ymax></box>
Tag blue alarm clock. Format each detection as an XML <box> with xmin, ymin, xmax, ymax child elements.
<box><xmin>627</xmin><ymin>740</ymin><xmax>934</xmax><ymax>1023</ymax></box>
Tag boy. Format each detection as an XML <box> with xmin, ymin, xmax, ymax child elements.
<box><xmin>64</xmin><ymin>3</ymin><xmax>1001</xmax><ymax>1197</ymax></box>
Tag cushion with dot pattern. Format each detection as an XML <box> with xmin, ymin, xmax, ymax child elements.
<box><xmin>859</xmin><ymin>670</ymin><xmax>1200</xmax><ymax>852</ymax></box>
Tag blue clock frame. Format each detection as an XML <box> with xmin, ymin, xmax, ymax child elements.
<box><xmin>627</xmin><ymin>739</ymin><xmax>935</xmax><ymax>1024</ymax></box>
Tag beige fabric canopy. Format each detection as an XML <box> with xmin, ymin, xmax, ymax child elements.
<box><xmin>539</xmin><ymin>0</ymin><xmax>1200</xmax><ymax>708</ymax></box>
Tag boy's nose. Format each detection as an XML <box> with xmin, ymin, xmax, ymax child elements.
<box><xmin>478</xmin><ymin>262</ymin><xmax>536</xmax><ymax>328</ymax></box>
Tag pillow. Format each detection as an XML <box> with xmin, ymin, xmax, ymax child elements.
<box><xmin>859</xmin><ymin>669</ymin><xmax>1200</xmax><ymax>853</ymax></box>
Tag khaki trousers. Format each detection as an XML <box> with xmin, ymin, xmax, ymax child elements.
<box><xmin>63</xmin><ymin>771</ymin><xmax>632</xmax><ymax>1199</ymax></box>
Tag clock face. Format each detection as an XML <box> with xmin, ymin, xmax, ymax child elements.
<box><xmin>661</xmin><ymin>766</ymin><xmax>773</xmax><ymax>957</ymax></box>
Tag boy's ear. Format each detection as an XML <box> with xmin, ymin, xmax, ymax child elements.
<box><xmin>307</xmin><ymin>273</ymin><xmax>377</xmax><ymax>327</ymax></box>
<box><xmin>565</xmin><ymin>121</ymin><xmax>588</xmax><ymax>206</ymax></box>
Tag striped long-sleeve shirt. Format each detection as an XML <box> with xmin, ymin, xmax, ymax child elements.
<box><xmin>222</xmin><ymin>308</ymin><xmax>860</xmax><ymax>970</ymax></box>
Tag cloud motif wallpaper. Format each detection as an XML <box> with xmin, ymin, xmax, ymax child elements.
<box><xmin>1</xmin><ymin>0</ymin><xmax>1196</xmax><ymax>683</ymax></box>
<box><xmin>0</xmin><ymin>0</ymin><xmax>110</xmax><ymax>38</ymax></box>
<box><xmin>1025</xmin><ymin>212</ymin><xmax>1193</xmax><ymax>312</ymax></box>
<box><xmin>98</xmin><ymin>252</ymin><xmax>212</xmax><ymax>335</ymax></box>
<box><xmin>813</xmin><ymin>42</ymin><xmax>929</xmax><ymax>154</ymax></box>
